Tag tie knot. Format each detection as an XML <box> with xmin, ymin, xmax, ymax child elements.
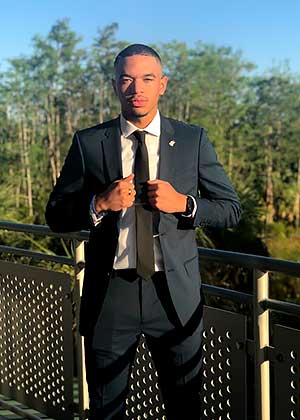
<box><xmin>133</xmin><ymin>130</ymin><xmax>146</xmax><ymax>144</ymax></box>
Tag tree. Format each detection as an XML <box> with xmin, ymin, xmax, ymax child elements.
<box><xmin>30</xmin><ymin>18</ymin><xmax>86</xmax><ymax>184</ymax></box>
<box><xmin>87</xmin><ymin>22</ymin><xmax>127</xmax><ymax>123</ymax></box>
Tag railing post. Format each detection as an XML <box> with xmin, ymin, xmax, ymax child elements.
<box><xmin>253</xmin><ymin>269</ymin><xmax>270</xmax><ymax>420</ymax></box>
<box><xmin>74</xmin><ymin>239</ymin><xmax>89</xmax><ymax>420</ymax></box>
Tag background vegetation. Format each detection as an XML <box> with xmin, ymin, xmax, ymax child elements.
<box><xmin>0</xmin><ymin>20</ymin><xmax>299</xmax><ymax>299</ymax></box>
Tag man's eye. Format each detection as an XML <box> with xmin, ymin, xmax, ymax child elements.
<box><xmin>121</xmin><ymin>78</ymin><xmax>131</xmax><ymax>84</ymax></box>
<box><xmin>144</xmin><ymin>78</ymin><xmax>154</xmax><ymax>82</ymax></box>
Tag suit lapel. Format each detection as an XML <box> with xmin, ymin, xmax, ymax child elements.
<box><xmin>102</xmin><ymin>118</ymin><xmax>123</xmax><ymax>181</ymax></box>
<box><xmin>101</xmin><ymin>115</ymin><xmax>178</xmax><ymax>184</ymax></box>
<box><xmin>159</xmin><ymin>116</ymin><xmax>176</xmax><ymax>183</ymax></box>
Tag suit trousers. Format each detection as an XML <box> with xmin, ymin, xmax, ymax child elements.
<box><xmin>84</xmin><ymin>269</ymin><xmax>203</xmax><ymax>420</ymax></box>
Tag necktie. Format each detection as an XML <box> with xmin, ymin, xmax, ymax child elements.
<box><xmin>133</xmin><ymin>130</ymin><xmax>155</xmax><ymax>279</ymax></box>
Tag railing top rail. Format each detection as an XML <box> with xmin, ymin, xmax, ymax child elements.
<box><xmin>1</xmin><ymin>220</ymin><xmax>300</xmax><ymax>277</ymax></box>
<box><xmin>0</xmin><ymin>220</ymin><xmax>89</xmax><ymax>240</ymax></box>
<box><xmin>198</xmin><ymin>247</ymin><xmax>300</xmax><ymax>277</ymax></box>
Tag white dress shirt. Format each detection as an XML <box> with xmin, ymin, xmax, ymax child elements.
<box><xmin>91</xmin><ymin>111</ymin><xmax>164</xmax><ymax>271</ymax></box>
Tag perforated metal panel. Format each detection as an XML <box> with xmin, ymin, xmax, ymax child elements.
<box><xmin>274</xmin><ymin>324</ymin><xmax>300</xmax><ymax>420</ymax></box>
<box><xmin>126</xmin><ymin>334</ymin><xmax>166</xmax><ymax>419</ymax></box>
<box><xmin>201</xmin><ymin>306</ymin><xmax>247</xmax><ymax>420</ymax></box>
<box><xmin>125</xmin><ymin>306</ymin><xmax>247</xmax><ymax>420</ymax></box>
<box><xmin>0</xmin><ymin>261</ymin><xmax>73</xmax><ymax>420</ymax></box>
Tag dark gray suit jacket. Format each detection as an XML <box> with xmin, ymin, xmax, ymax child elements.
<box><xmin>45</xmin><ymin>115</ymin><xmax>241</xmax><ymax>335</ymax></box>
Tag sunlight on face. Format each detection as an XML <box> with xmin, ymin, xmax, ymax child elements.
<box><xmin>113</xmin><ymin>55</ymin><xmax>168</xmax><ymax>127</ymax></box>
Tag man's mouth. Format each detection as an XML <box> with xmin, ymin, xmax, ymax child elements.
<box><xmin>128</xmin><ymin>98</ymin><xmax>147</xmax><ymax>107</ymax></box>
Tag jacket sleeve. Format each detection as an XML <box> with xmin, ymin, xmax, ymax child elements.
<box><xmin>45</xmin><ymin>132</ymin><xmax>93</xmax><ymax>232</ymax></box>
<box><xmin>183</xmin><ymin>128</ymin><xmax>242</xmax><ymax>229</ymax></box>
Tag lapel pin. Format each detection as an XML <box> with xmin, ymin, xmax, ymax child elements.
<box><xmin>168</xmin><ymin>140</ymin><xmax>176</xmax><ymax>147</ymax></box>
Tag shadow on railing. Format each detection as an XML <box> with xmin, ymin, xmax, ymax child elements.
<box><xmin>0</xmin><ymin>220</ymin><xmax>300</xmax><ymax>420</ymax></box>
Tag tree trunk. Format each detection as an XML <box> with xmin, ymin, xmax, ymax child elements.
<box><xmin>99</xmin><ymin>78</ymin><xmax>104</xmax><ymax>123</ymax></box>
<box><xmin>293</xmin><ymin>157</ymin><xmax>300</xmax><ymax>228</ymax></box>
<box><xmin>22</xmin><ymin>120</ymin><xmax>33</xmax><ymax>217</ymax></box>
<box><xmin>15</xmin><ymin>182</ymin><xmax>21</xmax><ymax>209</ymax></box>
<box><xmin>265</xmin><ymin>137</ymin><xmax>275</xmax><ymax>224</ymax></box>
<box><xmin>184</xmin><ymin>100</ymin><xmax>190</xmax><ymax>122</ymax></box>
<box><xmin>66</xmin><ymin>98</ymin><xmax>73</xmax><ymax>136</ymax></box>
<box><xmin>18</xmin><ymin>121</ymin><xmax>26</xmax><ymax>206</ymax></box>
<box><xmin>55</xmin><ymin>109</ymin><xmax>61</xmax><ymax>176</ymax></box>
<box><xmin>46</xmin><ymin>94</ymin><xmax>58</xmax><ymax>184</ymax></box>
<box><xmin>228</xmin><ymin>138</ymin><xmax>233</xmax><ymax>179</ymax></box>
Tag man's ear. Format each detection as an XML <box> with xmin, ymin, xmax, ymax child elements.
<box><xmin>159</xmin><ymin>75</ymin><xmax>168</xmax><ymax>96</ymax></box>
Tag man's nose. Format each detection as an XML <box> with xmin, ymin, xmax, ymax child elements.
<box><xmin>131</xmin><ymin>78</ymin><xmax>144</xmax><ymax>93</ymax></box>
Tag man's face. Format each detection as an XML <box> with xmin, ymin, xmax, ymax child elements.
<box><xmin>112</xmin><ymin>54</ymin><xmax>168</xmax><ymax>127</ymax></box>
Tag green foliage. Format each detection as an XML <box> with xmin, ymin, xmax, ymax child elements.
<box><xmin>1</xmin><ymin>19</ymin><xmax>300</xmax><ymax>301</ymax></box>
<box><xmin>0</xmin><ymin>184</ymin><xmax>21</xmax><ymax>222</ymax></box>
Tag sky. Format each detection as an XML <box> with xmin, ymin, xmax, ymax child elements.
<box><xmin>0</xmin><ymin>0</ymin><xmax>300</xmax><ymax>74</ymax></box>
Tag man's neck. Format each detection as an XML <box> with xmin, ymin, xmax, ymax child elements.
<box><xmin>122</xmin><ymin>111</ymin><xmax>158</xmax><ymax>129</ymax></box>
<box><xmin>120</xmin><ymin>111</ymin><xmax>160</xmax><ymax>138</ymax></box>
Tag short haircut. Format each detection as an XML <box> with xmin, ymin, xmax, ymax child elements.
<box><xmin>114</xmin><ymin>44</ymin><xmax>162</xmax><ymax>69</ymax></box>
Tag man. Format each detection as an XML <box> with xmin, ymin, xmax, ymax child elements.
<box><xmin>45</xmin><ymin>44</ymin><xmax>241</xmax><ymax>420</ymax></box>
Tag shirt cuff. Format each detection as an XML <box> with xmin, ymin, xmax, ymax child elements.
<box><xmin>90</xmin><ymin>195</ymin><xmax>107</xmax><ymax>226</ymax></box>
<box><xmin>181</xmin><ymin>195</ymin><xmax>197</xmax><ymax>218</ymax></box>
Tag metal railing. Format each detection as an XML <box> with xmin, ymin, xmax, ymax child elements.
<box><xmin>0</xmin><ymin>220</ymin><xmax>300</xmax><ymax>420</ymax></box>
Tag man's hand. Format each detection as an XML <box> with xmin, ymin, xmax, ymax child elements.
<box><xmin>94</xmin><ymin>174</ymin><xmax>136</xmax><ymax>212</ymax></box>
<box><xmin>147</xmin><ymin>180</ymin><xmax>187</xmax><ymax>213</ymax></box>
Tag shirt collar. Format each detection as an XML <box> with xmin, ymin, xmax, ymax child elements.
<box><xmin>120</xmin><ymin>110</ymin><xmax>161</xmax><ymax>138</ymax></box>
